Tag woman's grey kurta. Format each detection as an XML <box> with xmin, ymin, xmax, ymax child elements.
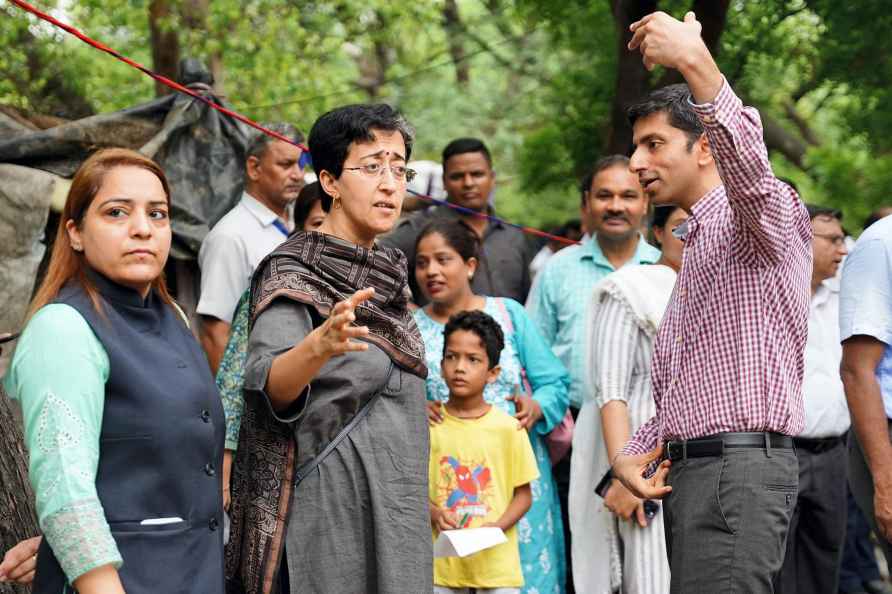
<box><xmin>244</xmin><ymin>299</ymin><xmax>432</xmax><ymax>594</ymax></box>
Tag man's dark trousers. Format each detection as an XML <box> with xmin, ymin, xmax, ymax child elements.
<box><xmin>663</xmin><ymin>446</ymin><xmax>798</xmax><ymax>593</ymax></box>
<box><xmin>848</xmin><ymin>428</ymin><xmax>892</xmax><ymax>570</ymax></box>
<box><xmin>775</xmin><ymin>437</ymin><xmax>848</xmax><ymax>594</ymax></box>
<box><xmin>839</xmin><ymin>485</ymin><xmax>885</xmax><ymax>593</ymax></box>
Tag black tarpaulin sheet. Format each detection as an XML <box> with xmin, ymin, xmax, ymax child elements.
<box><xmin>0</xmin><ymin>83</ymin><xmax>252</xmax><ymax>260</ymax></box>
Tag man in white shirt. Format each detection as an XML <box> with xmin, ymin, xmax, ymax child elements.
<box><xmin>776</xmin><ymin>204</ymin><xmax>849</xmax><ymax>594</ymax></box>
<box><xmin>197</xmin><ymin>123</ymin><xmax>305</xmax><ymax>373</ymax></box>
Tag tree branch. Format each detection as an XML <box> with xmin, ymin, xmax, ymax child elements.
<box><xmin>760</xmin><ymin>109</ymin><xmax>809</xmax><ymax>170</ymax></box>
<box><xmin>442</xmin><ymin>0</ymin><xmax>470</xmax><ymax>86</ymax></box>
<box><xmin>783</xmin><ymin>101</ymin><xmax>821</xmax><ymax>147</ymax></box>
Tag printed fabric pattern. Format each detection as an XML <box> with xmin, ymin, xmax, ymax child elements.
<box><xmin>415</xmin><ymin>298</ymin><xmax>567</xmax><ymax>594</ymax></box>
<box><xmin>217</xmin><ymin>291</ymin><xmax>250</xmax><ymax>450</ymax></box>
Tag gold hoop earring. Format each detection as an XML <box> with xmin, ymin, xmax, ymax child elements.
<box><xmin>332</xmin><ymin>197</ymin><xmax>341</xmax><ymax>210</ymax></box>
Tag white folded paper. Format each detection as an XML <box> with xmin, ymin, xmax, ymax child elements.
<box><xmin>433</xmin><ymin>527</ymin><xmax>508</xmax><ymax>558</ymax></box>
<box><xmin>139</xmin><ymin>517</ymin><xmax>184</xmax><ymax>526</ymax></box>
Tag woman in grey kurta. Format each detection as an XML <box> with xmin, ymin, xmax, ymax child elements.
<box><xmin>224</xmin><ymin>104</ymin><xmax>432</xmax><ymax>594</ymax></box>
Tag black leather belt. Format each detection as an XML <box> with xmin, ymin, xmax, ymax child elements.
<box><xmin>666</xmin><ymin>432</ymin><xmax>794</xmax><ymax>461</ymax></box>
<box><xmin>793</xmin><ymin>435</ymin><xmax>844</xmax><ymax>454</ymax></box>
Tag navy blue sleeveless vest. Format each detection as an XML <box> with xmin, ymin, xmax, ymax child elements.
<box><xmin>33</xmin><ymin>271</ymin><xmax>225</xmax><ymax>593</ymax></box>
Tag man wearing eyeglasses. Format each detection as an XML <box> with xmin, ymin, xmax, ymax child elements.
<box><xmin>775</xmin><ymin>204</ymin><xmax>849</xmax><ymax>594</ymax></box>
<box><xmin>381</xmin><ymin>137</ymin><xmax>534</xmax><ymax>305</ymax></box>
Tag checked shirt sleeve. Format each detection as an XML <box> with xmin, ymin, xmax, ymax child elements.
<box><xmin>621</xmin><ymin>416</ymin><xmax>659</xmax><ymax>457</ymax></box>
<box><xmin>690</xmin><ymin>78</ymin><xmax>809</xmax><ymax>267</ymax></box>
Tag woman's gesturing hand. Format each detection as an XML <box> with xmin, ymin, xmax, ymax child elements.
<box><xmin>508</xmin><ymin>391</ymin><xmax>543</xmax><ymax>431</ymax></box>
<box><xmin>427</xmin><ymin>400</ymin><xmax>445</xmax><ymax>426</ymax></box>
<box><xmin>312</xmin><ymin>288</ymin><xmax>375</xmax><ymax>359</ymax></box>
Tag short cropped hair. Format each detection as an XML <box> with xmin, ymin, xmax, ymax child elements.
<box><xmin>442</xmin><ymin>137</ymin><xmax>492</xmax><ymax>167</ymax></box>
<box><xmin>308</xmin><ymin>104</ymin><xmax>414</xmax><ymax>210</ymax></box>
<box><xmin>579</xmin><ymin>155</ymin><xmax>631</xmax><ymax>206</ymax></box>
<box><xmin>805</xmin><ymin>203</ymin><xmax>843</xmax><ymax>222</ymax></box>
<box><xmin>246</xmin><ymin>122</ymin><xmax>304</xmax><ymax>162</ymax></box>
<box><xmin>628</xmin><ymin>84</ymin><xmax>704</xmax><ymax>149</ymax></box>
<box><xmin>443</xmin><ymin>310</ymin><xmax>505</xmax><ymax>369</ymax></box>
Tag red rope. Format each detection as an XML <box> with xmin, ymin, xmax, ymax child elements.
<box><xmin>7</xmin><ymin>0</ymin><xmax>309</xmax><ymax>152</ymax></box>
<box><xmin>8</xmin><ymin>0</ymin><xmax>581</xmax><ymax>247</ymax></box>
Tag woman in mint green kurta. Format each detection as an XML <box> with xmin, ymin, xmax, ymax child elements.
<box><xmin>413</xmin><ymin>220</ymin><xmax>571</xmax><ymax>594</ymax></box>
<box><xmin>4</xmin><ymin>149</ymin><xmax>225</xmax><ymax>594</ymax></box>
<box><xmin>5</xmin><ymin>305</ymin><xmax>122</xmax><ymax>580</ymax></box>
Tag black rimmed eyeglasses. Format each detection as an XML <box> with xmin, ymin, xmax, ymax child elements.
<box><xmin>343</xmin><ymin>162</ymin><xmax>417</xmax><ymax>183</ymax></box>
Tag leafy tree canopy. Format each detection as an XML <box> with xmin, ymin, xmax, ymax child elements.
<box><xmin>1</xmin><ymin>0</ymin><xmax>888</xmax><ymax>232</ymax></box>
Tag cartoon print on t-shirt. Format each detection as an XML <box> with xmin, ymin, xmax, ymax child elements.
<box><xmin>438</xmin><ymin>455</ymin><xmax>493</xmax><ymax>528</ymax></box>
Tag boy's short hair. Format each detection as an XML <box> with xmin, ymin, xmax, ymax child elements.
<box><xmin>443</xmin><ymin>310</ymin><xmax>505</xmax><ymax>369</ymax></box>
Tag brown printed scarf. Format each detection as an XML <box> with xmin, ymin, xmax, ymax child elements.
<box><xmin>250</xmin><ymin>230</ymin><xmax>427</xmax><ymax>379</ymax></box>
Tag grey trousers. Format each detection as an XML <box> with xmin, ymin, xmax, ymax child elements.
<box><xmin>848</xmin><ymin>428</ymin><xmax>892</xmax><ymax>569</ymax></box>
<box><xmin>663</xmin><ymin>448</ymin><xmax>798</xmax><ymax>594</ymax></box>
<box><xmin>776</xmin><ymin>439</ymin><xmax>848</xmax><ymax>594</ymax></box>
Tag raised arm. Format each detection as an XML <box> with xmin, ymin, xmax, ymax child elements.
<box><xmin>629</xmin><ymin>11</ymin><xmax>808</xmax><ymax>266</ymax></box>
<box><xmin>244</xmin><ymin>288</ymin><xmax>376</xmax><ymax>415</ymax></box>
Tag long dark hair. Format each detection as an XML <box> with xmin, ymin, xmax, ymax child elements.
<box><xmin>414</xmin><ymin>219</ymin><xmax>480</xmax><ymax>262</ymax></box>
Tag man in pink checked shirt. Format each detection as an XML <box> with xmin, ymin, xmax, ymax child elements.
<box><xmin>611</xmin><ymin>10</ymin><xmax>812</xmax><ymax>594</ymax></box>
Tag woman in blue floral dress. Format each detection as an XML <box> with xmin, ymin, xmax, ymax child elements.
<box><xmin>413</xmin><ymin>219</ymin><xmax>570</xmax><ymax>594</ymax></box>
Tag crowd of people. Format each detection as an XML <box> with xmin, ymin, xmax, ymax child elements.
<box><xmin>3</xmin><ymin>9</ymin><xmax>892</xmax><ymax>594</ymax></box>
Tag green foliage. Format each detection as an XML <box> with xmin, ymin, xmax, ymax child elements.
<box><xmin>2</xmin><ymin>0</ymin><xmax>890</xmax><ymax>232</ymax></box>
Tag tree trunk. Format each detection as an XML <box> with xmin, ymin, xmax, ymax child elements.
<box><xmin>606</xmin><ymin>0</ymin><xmax>732</xmax><ymax>155</ymax></box>
<box><xmin>0</xmin><ymin>388</ymin><xmax>38</xmax><ymax>594</ymax></box>
<box><xmin>180</xmin><ymin>0</ymin><xmax>225</xmax><ymax>94</ymax></box>
<box><xmin>442</xmin><ymin>0</ymin><xmax>470</xmax><ymax>86</ymax></box>
<box><xmin>148</xmin><ymin>0</ymin><xmax>181</xmax><ymax>97</ymax></box>
<box><xmin>605</xmin><ymin>0</ymin><xmax>657</xmax><ymax>155</ymax></box>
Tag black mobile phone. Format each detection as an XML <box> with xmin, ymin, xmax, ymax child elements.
<box><xmin>644</xmin><ymin>499</ymin><xmax>660</xmax><ymax>519</ymax></box>
<box><xmin>596</xmin><ymin>470</ymin><xmax>661</xmax><ymax>521</ymax></box>
<box><xmin>595</xmin><ymin>469</ymin><xmax>613</xmax><ymax>498</ymax></box>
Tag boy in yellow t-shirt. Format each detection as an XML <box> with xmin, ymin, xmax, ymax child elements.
<box><xmin>429</xmin><ymin>310</ymin><xmax>539</xmax><ymax>594</ymax></box>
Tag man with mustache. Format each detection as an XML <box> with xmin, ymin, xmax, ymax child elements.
<box><xmin>382</xmin><ymin>137</ymin><xmax>533</xmax><ymax>305</ymax></box>
<box><xmin>776</xmin><ymin>205</ymin><xmax>849</xmax><ymax>594</ymax></box>
<box><xmin>196</xmin><ymin>123</ymin><xmax>305</xmax><ymax>373</ymax></box>
<box><xmin>611</xmin><ymin>10</ymin><xmax>812</xmax><ymax>593</ymax></box>
<box><xmin>526</xmin><ymin>154</ymin><xmax>658</xmax><ymax>593</ymax></box>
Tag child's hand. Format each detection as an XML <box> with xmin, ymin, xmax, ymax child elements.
<box><xmin>426</xmin><ymin>401</ymin><xmax>445</xmax><ymax>426</ymax></box>
<box><xmin>508</xmin><ymin>392</ymin><xmax>543</xmax><ymax>431</ymax></box>
<box><xmin>430</xmin><ymin>506</ymin><xmax>458</xmax><ymax>532</ymax></box>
